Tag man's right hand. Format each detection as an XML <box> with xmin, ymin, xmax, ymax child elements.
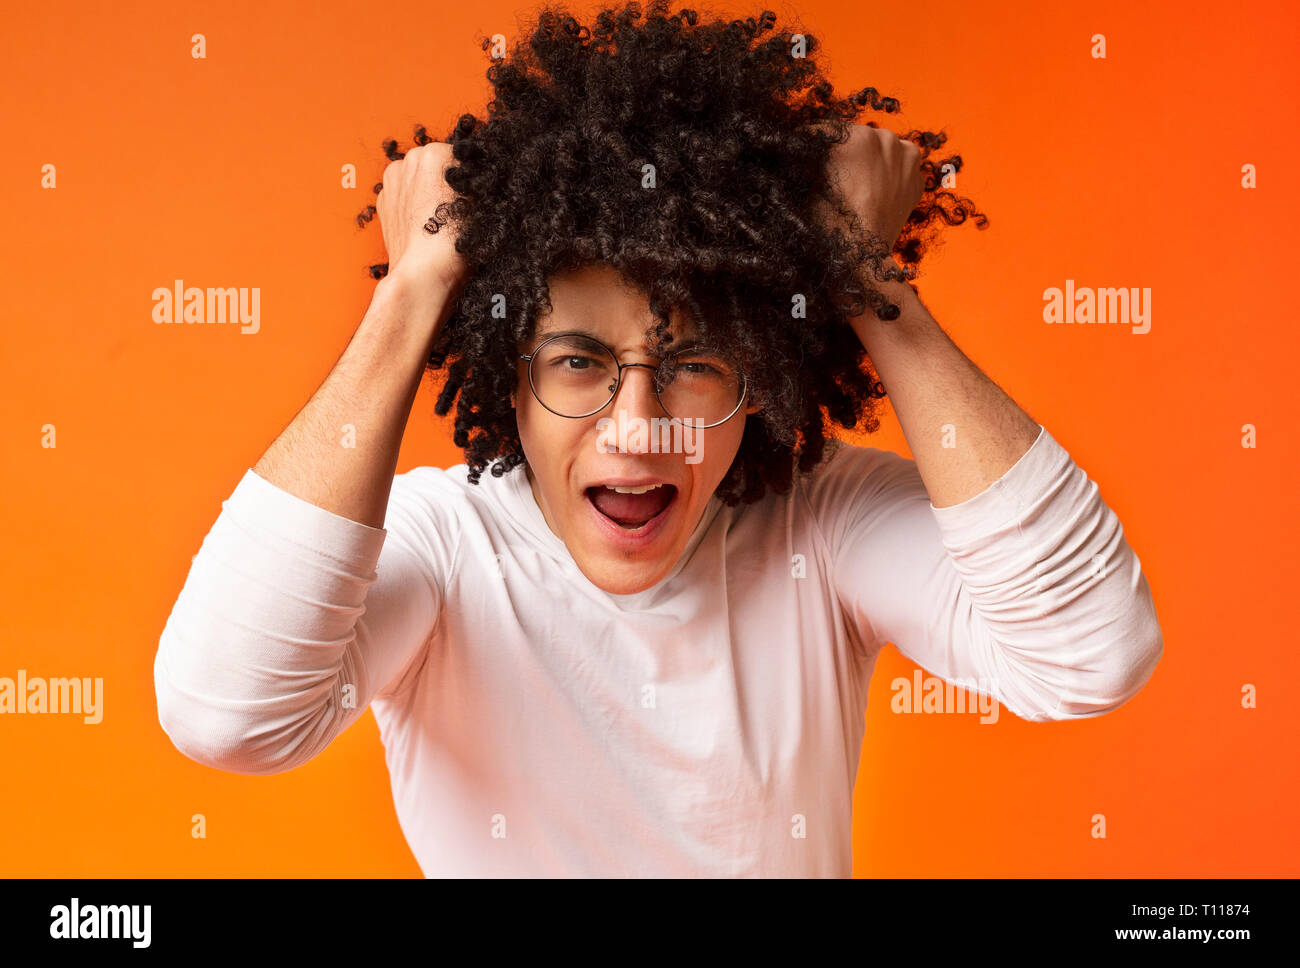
<box><xmin>377</xmin><ymin>142</ymin><xmax>470</xmax><ymax>291</ymax></box>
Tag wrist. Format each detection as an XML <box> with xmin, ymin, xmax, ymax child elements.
<box><xmin>370</xmin><ymin>267</ymin><xmax>460</xmax><ymax>356</ymax></box>
<box><xmin>849</xmin><ymin>266</ymin><xmax>933</xmax><ymax>356</ymax></box>
<box><xmin>383</xmin><ymin>257</ymin><xmax>468</xmax><ymax>301</ymax></box>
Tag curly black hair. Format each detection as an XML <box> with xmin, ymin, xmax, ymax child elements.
<box><xmin>355</xmin><ymin>0</ymin><xmax>986</xmax><ymax>505</ymax></box>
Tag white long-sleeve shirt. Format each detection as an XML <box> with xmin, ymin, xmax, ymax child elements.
<box><xmin>153</xmin><ymin>425</ymin><xmax>1163</xmax><ymax>876</ymax></box>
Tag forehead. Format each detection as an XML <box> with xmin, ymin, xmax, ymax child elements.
<box><xmin>532</xmin><ymin>263</ymin><xmax>699</xmax><ymax>346</ymax></box>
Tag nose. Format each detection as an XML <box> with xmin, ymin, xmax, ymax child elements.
<box><xmin>608</xmin><ymin>363</ymin><xmax>668</xmax><ymax>452</ymax></box>
<box><xmin>611</xmin><ymin>363</ymin><xmax>666</xmax><ymax>415</ymax></box>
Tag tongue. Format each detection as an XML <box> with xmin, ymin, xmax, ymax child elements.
<box><xmin>589</xmin><ymin>485</ymin><xmax>674</xmax><ymax>526</ymax></box>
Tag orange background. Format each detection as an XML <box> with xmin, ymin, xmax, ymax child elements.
<box><xmin>1</xmin><ymin>0</ymin><xmax>1295</xmax><ymax>877</ymax></box>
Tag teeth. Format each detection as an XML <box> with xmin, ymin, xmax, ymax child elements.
<box><xmin>608</xmin><ymin>483</ymin><xmax>664</xmax><ymax>494</ymax></box>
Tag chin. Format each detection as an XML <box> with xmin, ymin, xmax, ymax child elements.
<box><xmin>577</xmin><ymin>551</ymin><xmax>678</xmax><ymax>596</ymax></box>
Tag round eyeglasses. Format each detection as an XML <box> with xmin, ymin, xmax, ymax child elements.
<box><xmin>518</xmin><ymin>333</ymin><xmax>748</xmax><ymax>428</ymax></box>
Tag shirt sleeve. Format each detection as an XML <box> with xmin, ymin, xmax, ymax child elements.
<box><xmin>153</xmin><ymin>466</ymin><xmax>461</xmax><ymax>775</ymax></box>
<box><xmin>803</xmin><ymin>426</ymin><xmax>1164</xmax><ymax>721</ymax></box>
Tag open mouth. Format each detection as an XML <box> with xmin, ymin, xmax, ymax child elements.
<box><xmin>585</xmin><ymin>483</ymin><xmax>678</xmax><ymax>531</ymax></box>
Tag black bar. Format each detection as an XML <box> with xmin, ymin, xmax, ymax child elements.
<box><xmin>1</xmin><ymin>877</ymin><xmax>1291</xmax><ymax>954</ymax></box>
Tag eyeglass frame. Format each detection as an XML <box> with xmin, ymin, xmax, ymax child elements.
<box><xmin>517</xmin><ymin>331</ymin><xmax>749</xmax><ymax>429</ymax></box>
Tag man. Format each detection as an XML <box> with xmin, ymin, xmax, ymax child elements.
<box><xmin>154</xmin><ymin>2</ymin><xmax>1162</xmax><ymax>876</ymax></box>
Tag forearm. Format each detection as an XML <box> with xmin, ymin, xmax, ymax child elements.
<box><xmin>850</xmin><ymin>264</ymin><xmax>1041</xmax><ymax>508</ymax></box>
<box><xmin>253</xmin><ymin>270</ymin><xmax>459</xmax><ymax>528</ymax></box>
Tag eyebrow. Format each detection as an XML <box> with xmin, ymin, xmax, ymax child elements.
<box><xmin>529</xmin><ymin>327</ymin><xmax>705</xmax><ymax>352</ymax></box>
<box><xmin>527</xmin><ymin>328</ymin><xmax>712</xmax><ymax>358</ymax></box>
<box><xmin>531</xmin><ymin>326</ymin><xmax>604</xmax><ymax>340</ymax></box>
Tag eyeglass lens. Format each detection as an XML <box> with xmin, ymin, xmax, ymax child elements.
<box><xmin>529</xmin><ymin>334</ymin><xmax>743</xmax><ymax>425</ymax></box>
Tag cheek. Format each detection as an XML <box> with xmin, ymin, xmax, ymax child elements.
<box><xmin>716</xmin><ymin>415</ymin><xmax>747</xmax><ymax>463</ymax></box>
<box><xmin>514</xmin><ymin>378</ymin><xmax>546</xmax><ymax>448</ymax></box>
<box><xmin>516</xmin><ymin>400</ymin><xmax>585</xmax><ymax>486</ymax></box>
<box><xmin>514</xmin><ymin>392</ymin><xmax>548</xmax><ymax>471</ymax></box>
<box><xmin>693</xmin><ymin>420</ymin><xmax>745</xmax><ymax>487</ymax></box>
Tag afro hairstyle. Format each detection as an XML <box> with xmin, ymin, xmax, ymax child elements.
<box><xmin>356</xmin><ymin>0</ymin><xmax>987</xmax><ymax>505</ymax></box>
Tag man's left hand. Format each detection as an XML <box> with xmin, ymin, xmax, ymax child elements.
<box><xmin>815</xmin><ymin>124</ymin><xmax>925</xmax><ymax>253</ymax></box>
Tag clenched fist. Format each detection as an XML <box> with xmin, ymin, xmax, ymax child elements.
<box><xmin>816</xmin><ymin>124</ymin><xmax>925</xmax><ymax>254</ymax></box>
<box><xmin>377</xmin><ymin>142</ymin><xmax>469</xmax><ymax>290</ymax></box>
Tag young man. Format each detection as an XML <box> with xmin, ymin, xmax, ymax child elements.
<box><xmin>154</xmin><ymin>3</ymin><xmax>1163</xmax><ymax>876</ymax></box>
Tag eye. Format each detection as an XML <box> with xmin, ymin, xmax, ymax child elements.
<box><xmin>679</xmin><ymin>361</ymin><xmax>723</xmax><ymax>375</ymax></box>
<box><xmin>550</xmin><ymin>354</ymin><xmax>598</xmax><ymax>370</ymax></box>
<box><xmin>668</xmin><ymin>352</ymin><xmax>736</xmax><ymax>379</ymax></box>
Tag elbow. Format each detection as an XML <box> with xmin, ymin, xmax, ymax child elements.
<box><xmin>1045</xmin><ymin>588</ymin><xmax>1165</xmax><ymax>721</ymax></box>
<box><xmin>1044</xmin><ymin>530</ymin><xmax>1167</xmax><ymax>720</ymax></box>
<box><xmin>153</xmin><ymin>644</ymin><xmax>324</xmax><ymax>777</ymax></box>
<box><xmin>155</xmin><ymin>682</ymin><xmax>301</xmax><ymax>776</ymax></box>
<box><xmin>1092</xmin><ymin>619</ymin><xmax>1163</xmax><ymax>716</ymax></box>
<box><xmin>155</xmin><ymin>719</ymin><xmax>287</xmax><ymax>778</ymax></box>
<box><xmin>1094</xmin><ymin>571</ymin><xmax>1165</xmax><ymax>712</ymax></box>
